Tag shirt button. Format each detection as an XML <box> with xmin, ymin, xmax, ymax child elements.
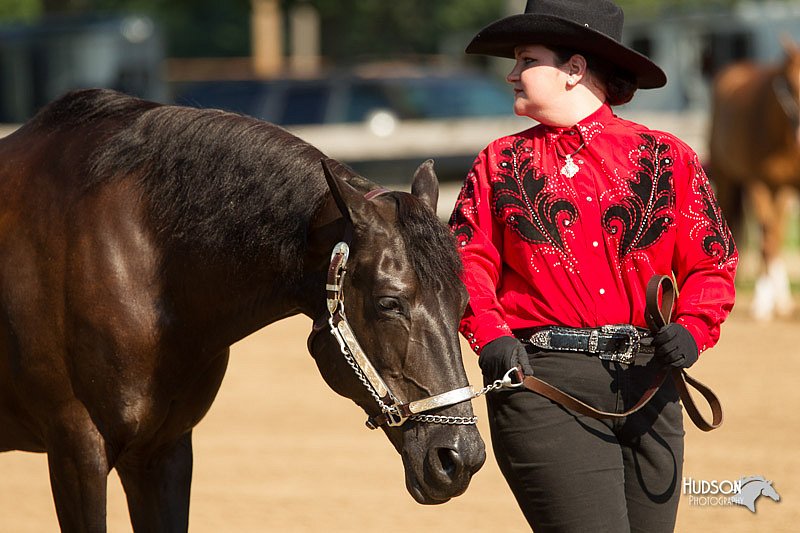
<box><xmin>592</xmin><ymin>241</ymin><xmax>599</xmax><ymax>247</ymax></box>
<box><xmin>586</xmin><ymin>196</ymin><xmax>593</xmax><ymax>202</ymax></box>
<box><xmin>599</xmin><ymin>288</ymin><xmax>606</xmax><ymax>295</ymax></box>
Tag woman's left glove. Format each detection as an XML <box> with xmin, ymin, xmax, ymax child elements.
<box><xmin>478</xmin><ymin>336</ymin><xmax>533</xmax><ymax>382</ymax></box>
<box><xmin>652</xmin><ymin>323</ymin><xmax>698</xmax><ymax>369</ymax></box>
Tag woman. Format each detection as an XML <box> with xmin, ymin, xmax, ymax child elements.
<box><xmin>449</xmin><ymin>1</ymin><xmax>737</xmax><ymax>531</ymax></box>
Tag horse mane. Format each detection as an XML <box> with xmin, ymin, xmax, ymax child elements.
<box><xmin>33</xmin><ymin>89</ymin><xmax>329</xmax><ymax>277</ymax></box>
<box><xmin>29</xmin><ymin>89</ymin><xmax>461</xmax><ymax>287</ymax></box>
<box><xmin>387</xmin><ymin>192</ymin><xmax>463</xmax><ymax>288</ymax></box>
<box><xmin>25</xmin><ymin>87</ymin><xmax>162</xmax><ymax>131</ymax></box>
<box><xmin>739</xmin><ymin>476</ymin><xmax>768</xmax><ymax>486</ymax></box>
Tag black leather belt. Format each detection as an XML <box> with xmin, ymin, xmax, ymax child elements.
<box><xmin>514</xmin><ymin>324</ymin><xmax>653</xmax><ymax>365</ymax></box>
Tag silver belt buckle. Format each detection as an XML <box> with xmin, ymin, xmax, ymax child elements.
<box><xmin>597</xmin><ymin>324</ymin><xmax>640</xmax><ymax>365</ymax></box>
<box><xmin>528</xmin><ymin>329</ymin><xmax>553</xmax><ymax>350</ymax></box>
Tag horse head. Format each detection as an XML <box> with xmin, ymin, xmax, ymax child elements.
<box><xmin>307</xmin><ymin>159</ymin><xmax>485</xmax><ymax>504</ymax></box>
<box><xmin>760</xmin><ymin>479</ymin><xmax>781</xmax><ymax>502</ymax></box>
<box><xmin>732</xmin><ymin>476</ymin><xmax>781</xmax><ymax>512</ymax></box>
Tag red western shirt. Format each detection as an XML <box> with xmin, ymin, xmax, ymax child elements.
<box><xmin>449</xmin><ymin>103</ymin><xmax>737</xmax><ymax>355</ymax></box>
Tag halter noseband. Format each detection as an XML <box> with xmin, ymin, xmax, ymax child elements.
<box><xmin>318</xmin><ymin>187</ymin><xmax>480</xmax><ymax>429</ymax></box>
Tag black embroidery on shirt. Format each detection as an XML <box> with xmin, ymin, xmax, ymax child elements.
<box><xmin>698</xmin><ymin>176</ymin><xmax>736</xmax><ymax>266</ymax></box>
<box><xmin>449</xmin><ymin>178</ymin><xmax>475</xmax><ymax>246</ymax></box>
<box><xmin>492</xmin><ymin>138</ymin><xmax>577</xmax><ymax>250</ymax></box>
<box><xmin>602</xmin><ymin>133</ymin><xmax>674</xmax><ymax>260</ymax></box>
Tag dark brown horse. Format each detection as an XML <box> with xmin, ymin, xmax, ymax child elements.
<box><xmin>0</xmin><ymin>89</ymin><xmax>485</xmax><ymax>532</ymax></box>
<box><xmin>709</xmin><ymin>37</ymin><xmax>800</xmax><ymax>320</ymax></box>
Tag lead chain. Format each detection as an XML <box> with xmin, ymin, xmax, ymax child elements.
<box><xmin>331</xmin><ymin>319</ymin><xmax>482</xmax><ymax>425</ymax></box>
<box><xmin>473</xmin><ymin>377</ymin><xmax>509</xmax><ymax>398</ymax></box>
<box><xmin>409</xmin><ymin>414</ymin><xmax>478</xmax><ymax>425</ymax></box>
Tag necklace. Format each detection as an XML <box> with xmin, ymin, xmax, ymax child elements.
<box><xmin>556</xmin><ymin>141</ymin><xmax>585</xmax><ymax>179</ymax></box>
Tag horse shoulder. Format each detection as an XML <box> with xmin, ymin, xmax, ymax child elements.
<box><xmin>65</xmin><ymin>175</ymin><xmax>164</xmax><ymax>377</ymax></box>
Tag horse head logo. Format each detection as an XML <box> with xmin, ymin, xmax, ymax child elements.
<box><xmin>730</xmin><ymin>476</ymin><xmax>781</xmax><ymax>513</ymax></box>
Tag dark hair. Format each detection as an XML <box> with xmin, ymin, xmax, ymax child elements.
<box><xmin>551</xmin><ymin>47</ymin><xmax>638</xmax><ymax>106</ymax></box>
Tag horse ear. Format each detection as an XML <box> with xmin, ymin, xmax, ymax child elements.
<box><xmin>320</xmin><ymin>158</ymin><xmax>367</xmax><ymax>224</ymax></box>
<box><xmin>780</xmin><ymin>33</ymin><xmax>799</xmax><ymax>56</ymax></box>
<box><xmin>411</xmin><ymin>159</ymin><xmax>439</xmax><ymax>213</ymax></box>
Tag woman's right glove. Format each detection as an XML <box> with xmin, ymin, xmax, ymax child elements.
<box><xmin>478</xmin><ymin>336</ymin><xmax>533</xmax><ymax>382</ymax></box>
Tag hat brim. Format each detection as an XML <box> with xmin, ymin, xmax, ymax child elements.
<box><xmin>466</xmin><ymin>14</ymin><xmax>666</xmax><ymax>89</ymax></box>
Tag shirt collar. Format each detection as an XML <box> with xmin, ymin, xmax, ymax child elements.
<box><xmin>544</xmin><ymin>103</ymin><xmax>613</xmax><ymax>149</ymax></box>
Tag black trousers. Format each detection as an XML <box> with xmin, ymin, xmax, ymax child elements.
<box><xmin>486</xmin><ymin>347</ymin><xmax>684</xmax><ymax>533</ymax></box>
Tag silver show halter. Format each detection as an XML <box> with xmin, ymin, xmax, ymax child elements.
<box><xmin>324</xmin><ymin>240</ymin><xmax>513</xmax><ymax>429</ymax></box>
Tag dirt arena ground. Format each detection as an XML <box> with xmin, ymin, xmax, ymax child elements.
<box><xmin>0</xmin><ymin>294</ymin><xmax>797</xmax><ymax>532</ymax></box>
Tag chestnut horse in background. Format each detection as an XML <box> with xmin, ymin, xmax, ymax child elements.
<box><xmin>0</xmin><ymin>89</ymin><xmax>485</xmax><ymax>532</ymax></box>
<box><xmin>709</xmin><ymin>37</ymin><xmax>800</xmax><ymax>320</ymax></box>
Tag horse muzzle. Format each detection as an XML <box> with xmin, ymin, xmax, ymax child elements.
<box><xmin>401</xmin><ymin>423</ymin><xmax>485</xmax><ymax>504</ymax></box>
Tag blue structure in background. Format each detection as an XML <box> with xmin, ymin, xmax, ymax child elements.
<box><xmin>0</xmin><ymin>14</ymin><xmax>165</xmax><ymax>123</ymax></box>
<box><xmin>622</xmin><ymin>2</ymin><xmax>800</xmax><ymax>112</ymax></box>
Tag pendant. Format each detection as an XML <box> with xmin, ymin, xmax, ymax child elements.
<box><xmin>560</xmin><ymin>154</ymin><xmax>580</xmax><ymax>178</ymax></box>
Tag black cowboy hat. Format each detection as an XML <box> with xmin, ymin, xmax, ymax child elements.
<box><xmin>466</xmin><ymin>0</ymin><xmax>667</xmax><ymax>89</ymax></box>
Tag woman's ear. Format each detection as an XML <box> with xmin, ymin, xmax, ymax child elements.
<box><xmin>565</xmin><ymin>54</ymin><xmax>588</xmax><ymax>88</ymax></box>
<box><xmin>568</xmin><ymin>54</ymin><xmax>588</xmax><ymax>78</ymax></box>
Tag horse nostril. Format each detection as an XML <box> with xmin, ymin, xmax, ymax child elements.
<box><xmin>436</xmin><ymin>447</ymin><xmax>462</xmax><ymax>480</ymax></box>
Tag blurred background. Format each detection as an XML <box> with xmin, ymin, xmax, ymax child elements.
<box><xmin>1</xmin><ymin>3</ymin><xmax>799</xmax><ymax>530</ymax></box>
<box><xmin>2</xmin><ymin>0</ymin><xmax>799</xmax><ymax>180</ymax></box>
<box><xmin>0</xmin><ymin>0</ymin><xmax>798</xmax><ymax>278</ymax></box>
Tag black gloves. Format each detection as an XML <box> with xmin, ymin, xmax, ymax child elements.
<box><xmin>478</xmin><ymin>336</ymin><xmax>533</xmax><ymax>382</ymax></box>
<box><xmin>653</xmin><ymin>323</ymin><xmax>698</xmax><ymax>369</ymax></box>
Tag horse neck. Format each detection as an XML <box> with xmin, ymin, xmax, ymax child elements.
<box><xmin>160</xmin><ymin>192</ymin><xmax>348</xmax><ymax>352</ymax></box>
<box><xmin>739</xmin><ymin>480</ymin><xmax>764</xmax><ymax>498</ymax></box>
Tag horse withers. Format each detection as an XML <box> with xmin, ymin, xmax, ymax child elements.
<box><xmin>709</xmin><ymin>36</ymin><xmax>800</xmax><ymax>320</ymax></box>
<box><xmin>0</xmin><ymin>89</ymin><xmax>485</xmax><ymax>531</ymax></box>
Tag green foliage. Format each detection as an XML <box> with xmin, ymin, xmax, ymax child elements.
<box><xmin>617</xmin><ymin>0</ymin><xmax>740</xmax><ymax>17</ymax></box>
<box><xmin>0</xmin><ymin>0</ymin><xmax>41</xmax><ymax>21</ymax></box>
<box><xmin>91</xmin><ymin>0</ymin><xmax>252</xmax><ymax>57</ymax></box>
<box><xmin>0</xmin><ymin>0</ymin><xmax>745</xmax><ymax>58</ymax></box>
<box><xmin>150</xmin><ymin>0</ymin><xmax>251</xmax><ymax>57</ymax></box>
<box><xmin>287</xmin><ymin>0</ymin><xmax>504</xmax><ymax>62</ymax></box>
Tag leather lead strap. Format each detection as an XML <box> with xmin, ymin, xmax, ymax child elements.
<box><xmin>519</xmin><ymin>275</ymin><xmax>723</xmax><ymax>431</ymax></box>
<box><xmin>645</xmin><ymin>274</ymin><xmax>674</xmax><ymax>331</ymax></box>
<box><xmin>646</xmin><ymin>275</ymin><xmax>723</xmax><ymax>432</ymax></box>
<box><xmin>520</xmin><ymin>368</ymin><xmax>668</xmax><ymax>420</ymax></box>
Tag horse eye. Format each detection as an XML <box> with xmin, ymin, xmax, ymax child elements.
<box><xmin>376</xmin><ymin>296</ymin><xmax>404</xmax><ymax>315</ymax></box>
